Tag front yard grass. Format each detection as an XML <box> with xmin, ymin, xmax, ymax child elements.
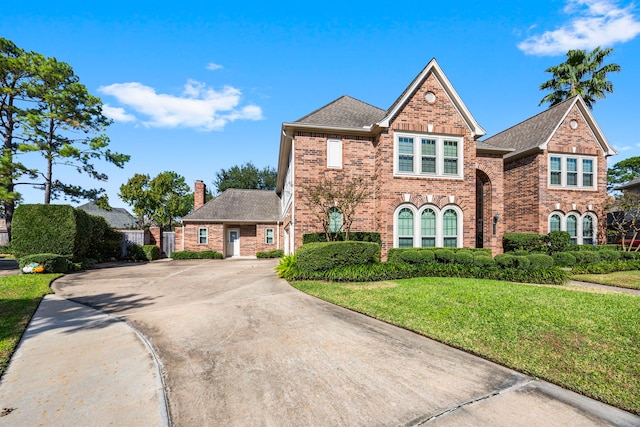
<box><xmin>0</xmin><ymin>274</ymin><xmax>61</xmax><ymax>376</ymax></box>
<box><xmin>291</xmin><ymin>277</ymin><xmax>640</xmax><ymax>414</ymax></box>
<box><xmin>572</xmin><ymin>270</ymin><xmax>640</xmax><ymax>290</ymax></box>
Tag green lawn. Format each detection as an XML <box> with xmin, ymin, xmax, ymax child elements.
<box><xmin>0</xmin><ymin>274</ymin><xmax>61</xmax><ymax>376</ymax></box>
<box><xmin>572</xmin><ymin>270</ymin><xmax>640</xmax><ymax>290</ymax></box>
<box><xmin>291</xmin><ymin>277</ymin><xmax>640</xmax><ymax>414</ymax></box>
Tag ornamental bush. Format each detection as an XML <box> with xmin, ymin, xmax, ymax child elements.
<box><xmin>19</xmin><ymin>253</ymin><xmax>70</xmax><ymax>273</ymax></box>
<box><xmin>142</xmin><ymin>245</ymin><xmax>160</xmax><ymax>261</ymax></box>
<box><xmin>170</xmin><ymin>250</ymin><xmax>223</xmax><ymax>259</ymax></box>
<box><xmin>434</xmin><ymin>249</ymin><xmax>455</xmax><ymax>264</ymax></box>
<box><xmin>453</xmin><ymin>251</ymin><xmax>474</xmax><ymax>266</ymax></box>
<box><xmin>473</xmin><ymin>255</ymin><xmax>495</xmax><ymax>268</ymax></box>
<box><xmin>295</xmin><ymin>241</ymin><xmax>380</xmax><ymax>272</ymax></box>
<box><xmin>503</xmin><ymin>233</ymin><xmax>544</xmax><ymax>253</ymax></box>
<box><xmin>396</xmin><ymin>249</ymin><xmax>436</xmax><ymax>265</ymax></box>
<box><xmin>553</xmin><ymin>252</ymin><xmax>576</xmax><ymax>267</ymax></box>
<box><xmin>494</xmin><ymin>253</ymin><xmax>515</xmax><ymax>268</ymax></box>
<box><xmin>12</xmin><ymin>204</ymin><xmax>78</xmax><ymax>259</ymax></box>
<box><xmin>598</xmin><ymin>250</ymin><xmax>621</xmax><ymax>262</ymax></box>
<box><xmin>544</xmin><ymin>231</ymin><xmax>571</xmax><ymax>254</ymax></box>
<box><xmin>527</xmin><ymin>254</ymin><xmax>555</xmax><ymax>269</ymax></box>
<box><xmin>257</xmin><ymin>249</ymin><xmax>284</xmax><ymax>258</ymax></box>
<box><xmin>302</xmin><ymin>232</ymin><xmax>381</xmax><ymax>245</ymax></box>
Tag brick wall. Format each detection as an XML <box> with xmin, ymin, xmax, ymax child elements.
<box><xmin>477</xmin><ymin>153</ymin><xmax>506</xmax><ymax>254</ymax></box>
<box><xmin>503</xmin><ymin>153</ymin><xmax>542</xmax><ymax>234</ymax></box>
<box><xmin>181</xmin><ymin>223</ymin><xmax>224</xmax><ymax>253</ymax></box>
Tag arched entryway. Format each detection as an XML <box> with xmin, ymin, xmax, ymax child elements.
<box><xmin>476</xmin><ymin>169</ymin><xmax>492</xmax><ymax>249</ymax></box>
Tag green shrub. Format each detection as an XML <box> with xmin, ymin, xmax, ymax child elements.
<box><xmin>503</xmin><ymin>233</ymin><xmax>544</xmax><ymax>253</ymax></box>
<box><xmin>275</xmin><ymin>255</ymin><xmax>297</xmax><ymax>278</ymax></box>
<box><xmin>527</xmin><ymin>254</ymin><xmax>555</xmax><ymax>269</ymax></box>
<box><xmin>19</xmin><ymin>253</ymin><xmax>69</xmax><ymax>273</ymax></box>
<box><xmin>581</xmin><ymin>251</ymin><xmax>601</xmax><ymax>264</ymax></box>
<box><xmin>494</xmin><ymin>253</ymin><xmax>515</xmax><ymax>268</ymax></box>
<box><xmin>619</xmin><ymin>251</ymin><xmax>639</xmax><ymax>260</ymax></box>
<box><xmin>0</xmin><ymin>244</ymin><xmax>12</xmax><ymax>255</ymax></box>
<box><xmin>296</xmin><ymin>241</ymin><xmax>380</xmax><ymax>272</ymax></box>
<box><xmin>553</xmin><ymin>252</ymin><xmax>576</xmax><ymax>267</ymax></box>
<box><xmin>544</xmin><ymin>231</ymin><xmax>570</xmax><ymax>254</ymax></box>
<box><xmin>302</xmin><ymin>232</ymin><xmax>382</xmax><ymax>245</ymax></box>
<box><xmin>571</xmin><ymin>260</ymin><xmax>640</xmax><ymax>274</ymax></box>
<box><xmin>12</xmin><ymin>204</ymin><xmax>78</xmax><ymax>259</ymax></box>
<box><xmin>126</xmin><ymin>243</ymin><xmax>147</xmax><ymax>261</ymax></box>
<box><xmin>387</xmin><ymin>247</ymin><xmax>491</xmax><ymax>263</ymax></box>
<box><xmin>170</xmin><ymin>250</ymin><xmax>223</xmax><ymax>259</ymax></box>
<box><xmin>142</xmin><ymin>245</ymin><xmax>161</xmax><ymax>261</ymax></box>
<box><xmin>434</xmin><ymin>249</ymin><xmax>454</xmax><ymax>264</ymax></box>
<box><xmin>396</xmin><ymin>249</ymin><xmax>435</xmax><ymax>265</ymax></box>
<box><xmin>598</xmin><ymin>250</ymin><xmax>621</xmax><ymax>262</ymax></box>
<box><xmin>256</xmin><ymin>249</ymin><xmax>284</xmax><ymax>258</ymax></box>
<box><xmin>473</xmin><ymin>255</ymin><xmax>495</xmax><ymax>268</ymax></box>
<box><xmin>511</xmin><ymin>249</ymin><xmax>530</xmax><ymax>256</ymax></box>
<box><xmin>453</xmin><ymin>251</ymin><xmax>474</xmax><ymax>266</ymax></box>
<box><xmin>513</xmin><ymin>255</ymin><xmax>531</xmax><ymax>269</ymax></box>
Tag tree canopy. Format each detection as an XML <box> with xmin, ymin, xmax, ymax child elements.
<box><xmin>608</xmin><ymin>156</ymin><xmax>640</xmax><ymax>192</ymax></box>
<box><xmin>213</xmin><ymin>162</ymin><xmax>276</xmax><ymax>194</ymax></box>
<box><xmin>119</xmin><ymin>171</ymin><xmax>191</xmax><ymax>230</ymax></box>
<box><xmin>539</xmin><ymin>47</ymin><xmax>620</xmax><ymax>109</ymax></box>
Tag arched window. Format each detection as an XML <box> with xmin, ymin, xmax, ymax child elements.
<box><xmin>421</xmin><ymin>208</ymin><xmax>436</xmax><ymax>247</ymax></box>
<box><xmin>566</xmin><ymin>214</ymin><xmax>578</xmax><ymax>244</ymax></box>
<box><xmin>398</xmin><ymin>208</ymin><xmax>414</xmax><ymax>248</ymax></box>
<box><xmin>549</xmin><ymin>213</ymin><xmax>562</xmax><ymax>232</ymax></box>
<box><xmin>443</xmin><ymin>209</ymin><xmax>458</xmax><ymax>248</ymax></box>
<box><xmin>582</xmin><ymin>214</ymin><xmax>595</xmax><ymax>245</ymax></box>
<box><xmin>328</xmin><ymin>208</ymin><xmax>343</xmax><ymax>233</ymax></box>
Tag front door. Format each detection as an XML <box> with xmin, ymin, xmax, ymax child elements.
<box><xmin>227</xmin><ymin>229</ymin><xmax>240</xmax><ymax>257</ymax></box>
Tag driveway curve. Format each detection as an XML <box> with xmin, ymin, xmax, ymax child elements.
<box><xmin>53</xmin><ymin>259</ymin><xmax>639</xmax><ymax>427</ymax></box>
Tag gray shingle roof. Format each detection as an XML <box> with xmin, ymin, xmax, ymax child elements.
<box><xmin>183</xmin><ymin>189</ymin><xmax>281</xmax><ymax>222</ymax></box>
<box><xmin>77</xmin><ymin>201</ymin><xmax>138</xmax><ymax>229</ymax></box>
<box><xmin>482</xmin><ymin>97</ymin><xmax>576</xmax><ymax>158</ymax></box>
<box><xmin>617</xmin><ymin>177</ymin><xmax>640</xmax><ymax>191</ymax></box>
<box><xmin>295</xmin><ymin>95</ymin><xmax>386</xmax><ymax>129</ymax></box>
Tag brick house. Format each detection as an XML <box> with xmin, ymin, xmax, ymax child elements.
<box><xmin>180</xmin><ymin>59</ymin><xmax>616</xmax><ymax>258</ymax></box>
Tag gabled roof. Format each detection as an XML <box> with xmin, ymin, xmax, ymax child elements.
<box><xmin>294</xmin><ymin>95</ymin><xmax>386</xmax><ymax>129</ymax></box>
<box><xmin>483</xmin><ymin>96</ymin><xmax>617</xmax><ymax>159</ymax></box>
<box><xmin>77</xmin><ymin>201</ymin><xmax>138</xmax><ymax>229</ymax></box>
<box><xmin>182</xmin><ymin>189</ymin><xmax>280</xmax><ymax>222</ymax></box>
<box><xmin>377</xmin><ymin>58</ymin><xmax>486</xmax><ymax>138</ymax></box>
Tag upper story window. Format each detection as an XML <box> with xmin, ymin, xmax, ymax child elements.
<box><xmin>395</xmin><ymin>133</ymin><xmax>463</xmax><ymax>179</ymax></box>
<box><xmin>327</xmin><ymin>138</ymin><xmax>342</xmax><ymax>169</ymax></box>
<box><xmin>548</xmin><ymin>154</ymin><xmax>597</xmax><ymax>190</ymax></box>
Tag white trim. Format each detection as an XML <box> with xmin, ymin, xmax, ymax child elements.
<box><xmin>548</xmin><ymin>153</ymin><xmax>597</xmax><ymax>190</ymax></box>
<box><xmin>198</xmin><ymin>227</ymin><xmax>208</xmax><ymax>245</ymax></box>
<box><xmin>393</xmin><ymin>203</ymin><xmax>463</xmax><ymax>248</ymax></box>
<box><xmin>548</xmin><ymin>210</ymin><xmax>598</xmax><ymax>245</ymax></box>
<box><xmin>394</xmin><ymin>132</ymin><xmax>464</xmax><ymax>179</ymax></box>
<box><xmin>227</xmin><ymin>228</ymin><xmax>240</xmax><ymax>257</ymax></box>
<box><xmin>327</xmin><ymin>138</ymin><xmax>342</xmax><ymax>169</ymax></box>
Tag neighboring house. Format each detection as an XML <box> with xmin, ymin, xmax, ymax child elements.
<box><xmin>77</xmin><ymin>201</ymin><xmax>138</xmax><ymax>229</ymax></box>
<box><xmin>616</xmin><ymin>177</ymin><xmax>640</xmax><ymax>194</ymax></box>
<box><xmin>178</xmin><ymin>182</ymin><xmax>281</xmax><ymax>257</ymax></box>
<box><xmin>182</xmin><ymin>59</ymin><xmax>616</xmax><ymax>258</ymax></box>
<box><xmin>483</xmin><ymin>96</ymin><xmax>616</xmax><ymax>245</ymax></box>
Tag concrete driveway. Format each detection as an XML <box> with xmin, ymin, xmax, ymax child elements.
<box><xmin>53</xmin><ymin>259</ymin><xmax>639</xmax><ymax>426</ymax></box>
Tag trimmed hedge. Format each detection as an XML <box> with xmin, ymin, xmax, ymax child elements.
<box><xmin>571</xmin><ymin>260</ymin><xmax>640</xmax><ymax>274</ymax></box>
<box><xmin>528</xmin><ymin>254</ymin><xmax>555</xmax><ymax>269</ymax></box>
<box><xmin>257</xmin><ymin>249</ymin><xmax>284</xmax><ymax>258</ymax></box>
<box><xmin>302</xmin><ymin>232</ymin><xmax>381</xmax><ymax>245</ymax></box>
<box><xmin>295</xmin><ymin>241</ymin><xmax>380</xmax><ymax>272</ymax></box>
<box><xmin>503</xmin><ymin>233</ymin><xmax>544</xmax><ymax>253</ymax></box>
<box><xmin>396</xmin><ymin>249</ymin><xmax>435</xmax><ymax>265</ymax></box>
<box><xmin>387</xmin><ymin>247</ymin><xmax>490</xmax><ymax>263</ymax></box>
<box><xmin>553</xmin><ymin>252</ymin><xmax>576</xmax><ymax>267</ymax></box>
<box><xmin>19</xmin><ymin>253</ymin><xmax>70</xmax><ymax>273</ymax></box>
<box><xmin>170</xmin><ymin>250</ymin><xmax>223</xmax><ymax>259</ymax></box>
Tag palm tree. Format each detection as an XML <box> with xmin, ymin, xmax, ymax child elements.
<box><xmin>539</xmin><ymin>47</ymin><xmax>621</xmax><ymax>109</ymax></box>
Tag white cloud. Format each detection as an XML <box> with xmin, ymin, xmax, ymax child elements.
<box><xmin>518</xmin><ymin>0</ymin><xmax>640</xmax><ymax>55</ymax></box>
<box><xmin>206</xmin><ymin>62</ymin><xmax>223</xmax><ymax>71</ymax></box>
<box><xmin>98</xmin><ymin>80</ymin><xmax>263</xmax><ymax>131</ymax></box>
<box><xmin>102</xmin><ymin>105</ymin><xmax>136</xmax><ymax>122</ymax></box>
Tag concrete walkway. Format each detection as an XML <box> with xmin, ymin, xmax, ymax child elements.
<box><xmin>0</xmin><ymin>294</ymin><xmax>169</xmax><ymax>426</ymax></box>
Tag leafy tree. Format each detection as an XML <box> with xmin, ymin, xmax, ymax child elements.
<box><xmin>213</xmin><ymin>161</ymin><xmax>276</xmax><ymax>193</ymax></box>
<box><xmin>119</xmin><ymin>171</ymin><xmax>191</xmax><ymax>230</ymax></box>
<box><xmin>607</xmin><ymin>192</ymin><xmax>640</xmax><ymax>252</ymax></box>
<box><xmin>539</xmin><ymin>47</ymin><xmax>620</xmax><ymax>109</ymax></box>
<box><xmin>300</xmin><ymin>175</ymin><xmax>370</xmax><ymax>241</ymax></box>
<box><xmin>0</xmin><ymin>38</ymin><xmax>37</xmax><ymax>239</ymax></box>
<box><xmin>19</xmin><ymin>55</ymin><xmax>129</xmax><ymax>203</ymax></box>
<box><xmin>608</xmin><ymin>156</ymin><xmax>640</xmax><ymax>192</ymax></box>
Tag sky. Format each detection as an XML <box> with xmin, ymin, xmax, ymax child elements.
<box><xmin>2</xmin><ymin>0</ymin><xmax>640</xmax><ymax>209</ymax></box>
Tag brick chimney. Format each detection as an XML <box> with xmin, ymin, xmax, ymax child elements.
<box><xmin>194</xmin><ymin>180</ymin><xmax>206</xmax><ymax>211</ymax></box>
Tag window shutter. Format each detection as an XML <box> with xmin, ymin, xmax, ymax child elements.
<box><xmin>327</xmin><ymin>139</ymin><xmax>342</xmax><ymax>168</ymax></box>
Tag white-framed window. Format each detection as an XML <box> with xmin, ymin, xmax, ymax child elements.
<box><xmin>394</xmin><ymin>204</ymin><xmax>463</xmax><ymax>248</ymax></box>
<box><xmin>265</xmin><ymin>228</ymin><xmax>274</xmax><ymax>244</ymax></box>
<box><xmin>327</xmin><ymin>138</ymin><xmax>342</xmax><ymax>169</ymax></box>
<box><xmin>548</xmin><ymin>211</ymin><xmax>598</xmax><ymax>245</ymax></box>
<box><xmin>328</xmin><ymin>207</ymin><xmax>343</xmax><ymax>233</ymax></box>
<box><xmin>198</xmin><ymin>227</ymin><xmax>207</xmax><ymax>244</ymax></box>
<box><xmin>548</xmin><ymin>154</ymin><xmax>597</xmax><ymax>189</ymax></box>
<box><xmin>394</xmin><ymin>133</ymin><xmax>463</xmax><ymax>179</ymax></box>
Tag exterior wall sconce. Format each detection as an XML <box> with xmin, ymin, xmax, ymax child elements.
<box><xmin>493</xmin><ymin>213</ymin><xmax>500</xmax><ymax>235</ymax></box>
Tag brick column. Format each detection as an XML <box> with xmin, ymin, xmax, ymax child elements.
<box><xmin>149</xmin><ymin>226</ymin><xmax>162</xmax><ymax>255</ymax></box>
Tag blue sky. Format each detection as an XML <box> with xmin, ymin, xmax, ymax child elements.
<box><xmin>3</xmin><ymin>0</ymin><xmax>640</xmax><ymax>209</ymax></box>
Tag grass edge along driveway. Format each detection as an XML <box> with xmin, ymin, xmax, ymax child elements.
<box><xmin>0</xmin><ymin>274</ymin><xmax>61</xmax><ymax>377</ymax></box>
<box><xmin>291</xmin><ymin>277</ymin><xmax>640</xmax><ymax>415</ymax></box>
<box><xmin>572</xmin><ymin>270</ymin><xmax>640</xmax><ymax>290</ymax></box>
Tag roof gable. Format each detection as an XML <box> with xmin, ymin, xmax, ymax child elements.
<box><xmin>77</xmin><ymin>201</ymin><xmax>138</xmax><ymax>229</ymax></box>
<box><xmin>183</xmin><ymin>189</ymin><xmax>281</xmax><ymax>222</ymax></box>
<box><xmin>482</xmin><ymin>96</ymin><xmax>617</xmax><ymax>159</ymax></box>
<box><xmin>377</xmin><ymin>58</ymin><xmax>486</xmax><ymax>138</ymax></box>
